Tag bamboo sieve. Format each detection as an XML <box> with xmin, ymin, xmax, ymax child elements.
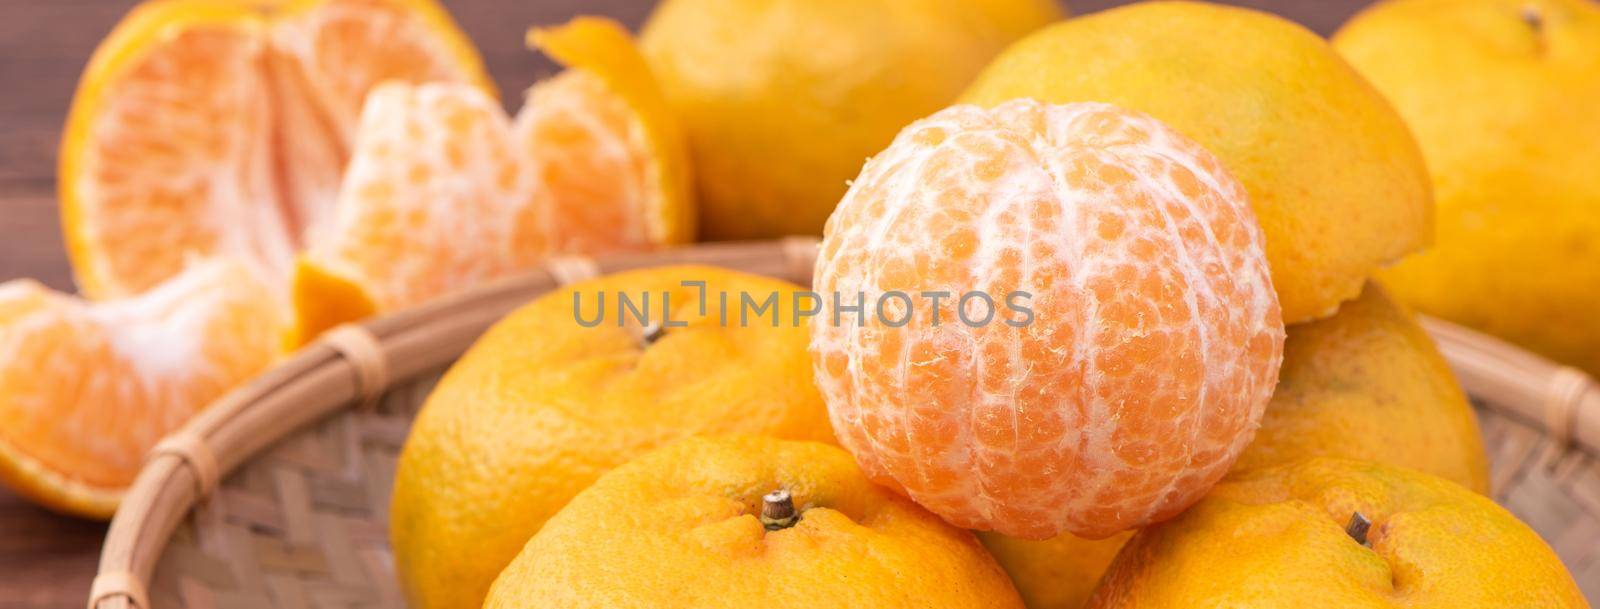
<box><xmin>87</xmin><ymin>238</ymin><xmax>1599</xmax><ymax>608</ymax></box>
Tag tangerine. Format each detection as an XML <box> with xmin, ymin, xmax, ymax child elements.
<box><xmin>811</xmin><ymin>100</ymin><xmax>1284</xmax><ymax>539</ymax></box>
<box><xmin>391</xmin><ymin>266</ymin><xmax>833</xmax><ymax>609</ymax></box>
<box><xmin>1337</xmin><ymin>0</ymin><xmax>1600</xmax><ymax>376</ymax></box>
<box><xmin>290</xmin><ymin>17</ymin><xmax>692</xmax><ymax>342</ymax></box>
<box><xmin>639</xmin><ymin>0</ymin><xmax>1062</xmax><ymax>239</ymax></box>
<box><xmin>0</xmin><ymin>260</ymin><xmax>284</xmax><ymax>518</ymax></box>
<box><xmin>59</xmin><ymin>0</ymin><xmax>490</xmax><ymax>298</ymax></box>
<box><xmin>1235</xmin><ymin>280</ymin><xmax>1489</xmax><ymax>492</ymax></box>
<box><xmin>484</xmin><ymin>435</ymin><xmax>1025</xmax><ymax>609</ymax></box>
<box><xmin>1088</xmin><ymin>459</ymin><xmax>1586</xmax><ymax>608</ymax></box>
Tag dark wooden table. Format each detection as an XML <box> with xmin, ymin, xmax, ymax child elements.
<box><xmin>0</xmin><ymin>1</ymin><xmax>1372</xmax><ymax>606</ymax></box>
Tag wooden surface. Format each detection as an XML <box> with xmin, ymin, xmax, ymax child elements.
<box><xmin>0</xmin><ymin>1</ymin><xmax>1374</xmax><ymax>607</ymax></box>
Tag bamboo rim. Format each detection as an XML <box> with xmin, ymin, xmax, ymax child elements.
<box><xmin>87</xmin><ymin>238</ymin><xmax>1599</xmax><ymax>609</ymax></box>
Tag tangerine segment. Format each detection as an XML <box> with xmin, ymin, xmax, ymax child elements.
<box><xmin>60</xmin><ymin>0</ymin><xmax>490</xmax><ymax>299</ymax></box>
<box><xmin>271</xmin><ymin>0</ymin><xmax>494</xmax><ymax>142</ymax></box>
<box><xmin>300</xmin><ymin>82</ymin><xmax>539</xmax><ymax>312</ymax></box>
<box><xmin>292</xmin><ymin>17</ymin><xmax>690</xmax><ymax>343</ymax></box>
<box><xmin>0</xmin><ymin>260</ymin><xmax>285</xmax><ymax>519</ymax></box>
<box><xmin>267</xmin><ymin>0</ymin><xmax>492</xmax><ymax>236</ymax></box>
<box><xmin>526</xmin><ymin>16</ymin><xmax>695</xmax><ymax>250</ymax></box>
<box><xmin>514</xmin><ymin>72</ymin><xmax>657</xmax><ymax>254</ymax></box>
<box><xmin>61</xmin><ymin>5</ymin><xmax>287</xmax><ymax>301</ymax></box>
<box><xmin>810</xmin><ymin>100</ymin><xmax>1285</xmax><ymax>540</ymax></box>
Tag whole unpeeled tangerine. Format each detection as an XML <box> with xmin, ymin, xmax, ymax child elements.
<box><xmin>1088</xmin><ymin>459</ymin><xmax>1586</xmax><ymax>608</ymax></box>
<box><xmin>811</xmin><ymin>100</ymin><xmax>1285</xmax><ymax>540</ymax></box>
<box><xmin>1335</xmin><ymin>0</ymin><xmax>1600</xmax><ymax>376</ymax></box>
<box><xmin>390</xmin><ymin>266</ymin><xmax>835</xmax><ymax>609</ymax></box>
<box><xmin>639</xmin><ymin>0</ymin><xmax>1062</xmax><ymax>239</ymax></box>
<box><xmin>1234</xmin><ymin>280</ymin><xmax>1489</xmax><ymax>493</ymax></box>
<box><xmin>484</xmin><ymin>435</ymin><xmax>1025</xmax><ymax>609</ymax></box>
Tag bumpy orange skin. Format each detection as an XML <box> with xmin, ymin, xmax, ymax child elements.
<box><xmin>1337</xmin><ymin>0</ymin><xmax>1600</xmax><ymax>377</ymax></box>
<box><xmin>640</xmin><ymin>0</ymin><xmax>1062</xmax><ymax>240</ymax></box>
<box><xmin>484</xmin><ymin>435</ymin><xmax>1025</xmax><ymax>609</ymax></box>
<box><xmin>1236</xmin><ymin>281</ymin><xmax>1490</xmax><ymax>493</ymax></box>
<box><xmin>811</xmin><ymin>100</ymin><xmax>1284</xmax><ymax>540</ymax></box>
<box><xmin>979</xmin><ymin>530</ymin><xmax>1134</xmax><ymax>609</ymax></box>
<box><xmin>391</xmin><ymin>266</ymin><xmax>835</xmax><ymax>609</ymax></box>
<box><xmin>1088</xmin><ymin>458</ymin><xmax>1587</xmax><ymax>608</ymax></box>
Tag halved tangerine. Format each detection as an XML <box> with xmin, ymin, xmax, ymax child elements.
<box><xmin>59</xmin><ymin>0</ymin><xmax>491</xmax><ymax>299</ymax></box>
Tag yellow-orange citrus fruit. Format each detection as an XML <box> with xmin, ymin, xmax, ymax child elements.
<box><xmin>980</xmin><ymin>531</ymin><xmax>1134</xmax><ymax>609</ymax></box>
<box><xmin>1236</xmin><ymin>280</ymin><xmax>1490</xmax><ymax>492</ymax></box>
<box><xmin>1335</xmin><ymin>0</ymin><xmax>1600</xmax><ymax>376</ymax></box>
<box><xmin>391</xmin><ymin>266</ymin><xmax>834</xmax><ymax>609</ymax></box>
<box><xmin>60</xmin><ymin>0</ymin><xmax>490</xmax><ymax>299</ymax></box>
<box><xmin>977</xmin><ymin>284</ymin><xmax>1491</xmax><ymax>608</ymax></box>
<box><xmin>961</xmin><ymin>0</ymin><xmax>1433</xmax><ymax>324</ymax></box>
<box><xmin>639</xmin><ymin>0</ymin><xmax>1062</xmax><ymax>239</ymax></box>
<box><xmin>811</xmin><ymin>100</ymin><xmax>1285</xmax><ymax>540</ymax></box>
<box><xmin>983</xmin><ymin>281</ymin><xmax>1490</xmax><ymax>607</ymax></box>
<box><xmin>290</xmin><ymin>17</ymin><xmax>692</xmax><ymax>343</ymax></box>
<box><xmin>1088</xmin><ymin>458</ymin><xmax>1586</xmax><ymax>608</ymax></box>
<box><xmin>0</xmin><ymin>260</ymin><xmax>284</xmax><ymax>518</ymax></box>
<box><xmin>484</xmin><ymin>435</ymin><xmax>1025</xmax><ymax>609</ymax></box>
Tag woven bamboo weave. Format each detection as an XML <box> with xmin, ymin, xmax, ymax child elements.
<box><xmin>90</xmin><ymin>239</ymin><xmax>1599</xmax><ymax>608</ymax></box>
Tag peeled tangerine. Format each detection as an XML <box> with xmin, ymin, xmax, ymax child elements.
<box><xmin>0</xmin><ymin>261</ymin><xmax>283</xmax><ymax>518</ymax></box>
<box><xmin>291</xmin><ymin>17</ymin><xmax>692</xmax><ymax>342</ymax></box>
<box><xmin>811</xmin><ymin>100</ymin><xmax>1285</xmax><ymax>540</ymax></box>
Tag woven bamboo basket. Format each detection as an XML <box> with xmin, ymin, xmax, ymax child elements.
<box><xmin>88</xmin><ymin>238</ymin><xmax>1600</xmax><ymax>609</ymax></box>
